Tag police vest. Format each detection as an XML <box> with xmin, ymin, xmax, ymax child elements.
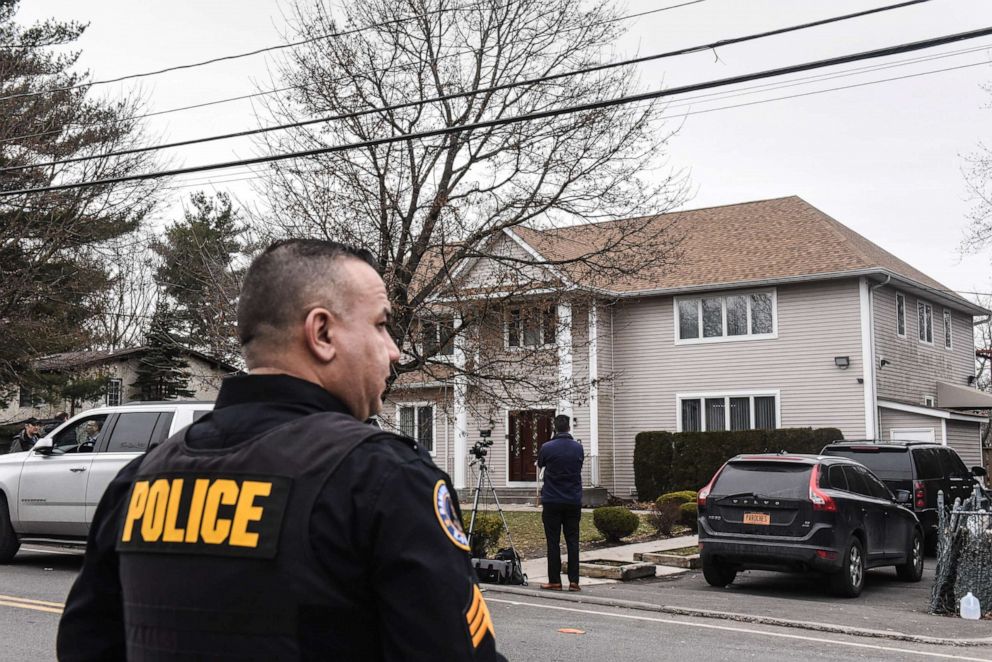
<box><xmin>116</xmin><ymin>412</ymin><xmax>381</xmax><ymax>661</ymax></box>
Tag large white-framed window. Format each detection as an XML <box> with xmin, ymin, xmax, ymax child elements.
<box><xmin>397</xmin><ymin>403</ymin><xmax>435</xmax><ymax>454</ymax></box>
<box><xmin>942</xmin><ymin>309</ymin><xmax>952</xmax><ymax>350</ymax></box>
<box><xmin>674</xmin><ymin>289</ymin><xmax>777</xmax><ymax>345</ymax></box>
<box><xmin>895</xmin><ymin>292</ymin><xmax>906</xmax><ymax>338</ymax></box>
<box><xmin>419</xmin><ymin>315</ymin><xmax>455</xmax><ymax>357</ymax></box>
<box><xmin>105</xmin><ymin>378</ymin><xmax>123</xmax><ymax>407</ymax></box>
<box><xmin>505</xmin><ymin>305</ymin><xmax>556</xmax><ymax>349</ymax></box>
<box><xmin>676</xmin><ymin>390</ymin><xmax>781</xmax><ymax>432</ymax></box>
<box><xmin>917</xmin><ymin>301</ymin><xmax>933</xmax><ymax>345</ymax></box>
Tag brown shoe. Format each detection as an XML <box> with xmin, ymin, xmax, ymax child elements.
<box><xmin>568</xmin><ymin>583</ymin><xmax>581</xmax><ymax>592</ymax></box>
<box><xmin>540</xmin><ymin>582</ymin><xmax>562</xmax><ymax>591</ymax></box>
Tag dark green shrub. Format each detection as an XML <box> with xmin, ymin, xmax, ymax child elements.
<box><xmin>593</xmin><ymin>506</ymin><xmax>639</xmax><ymax>542</ymax></box>
<box><xmin>464</xmin><ymin>513</ymin><xmax>502</xmax><ymax>558</ymax></box>
<box><xmin>655</xmin><ymin>490</ymin><xmax>697</xmax><ymax>508</ymax></box>
<box><xmin>633</xmin><ymin>427</ymin><xmax>843</xmax><ymax>499</ymax></box>
<box><xmin>680</xmin><ymin>502</ymin><xmax>698</xmax><ymax>533</ymax></box>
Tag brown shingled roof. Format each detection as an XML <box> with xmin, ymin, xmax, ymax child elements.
<box><xmin>514</xmin><ymin>196</ymin><xmax>973</xmax><ymax>308</ymax></box>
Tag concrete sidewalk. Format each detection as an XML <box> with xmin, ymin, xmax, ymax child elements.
<box><xmin>491</xmin><ymin>539</ymin><xmax>992</xmax><ymax>647</ymax></box>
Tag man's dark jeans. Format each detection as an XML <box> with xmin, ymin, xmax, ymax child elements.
<box><xmin>542</xmin><ymin>503</ymin><xmax>581</xmax><ymax>584</ymax></box>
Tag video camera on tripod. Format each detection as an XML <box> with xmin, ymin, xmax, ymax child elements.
<box><xmin>469</xmin><ymin>438</ymin><xmax>493</xmax><ymax>463</ymax></box>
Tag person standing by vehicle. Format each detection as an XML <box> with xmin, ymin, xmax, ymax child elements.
<box><xmin>538</xmin><ymin>414</ymin><xmax>584</xmax><ymax>592</ymax></box>
<box><xmin>9</xmin><ymin>418</ymin><xmax>41</xmax><ymax>453</ymax></box>
<box><xmin>57</xmin><ymin>239</ymin><xmax>506</xmax><ymax>662</ymax></box>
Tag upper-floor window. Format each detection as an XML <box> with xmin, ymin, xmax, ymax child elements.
<box><xmin>943</xmin><ymin>309</ymin><xmax>952</xmax><ymax>350</ymax></box>
<box><xmin>895</xmin><ymin>292</ymin><xmax>906</xmax><ymax>337</ymax></box>
<box><xmin>420</xmin><ymin>316</ymin><xmax>454</xmax><ymax>357</ymax></box>
<box><xmin>106</xmin><ymin>378</ymin><xmax>123</xmax><ymax>407</ymax></box>
<box><xmin>917</xmin><ymin>301</ymin><xmax>933</xmax><ymax>345</ymax></box>
<box><xmin>675</xmin><ymin>289</ymin><xmax>776</xmax><ymax>344</ymax></box>
<box><xmin>18</xmin><ymin>385</ymin><xmax>41</xmax><ymax>408</ymax></box>
<box><xmin>506</xmin><ymin>305</ymin><xmax>556</xmax><ymax>348</ymax></box>
<box><xmin>677</xmin><ymin>391</ymin><xmax>778</xmax><ymax>432</ymax></box>
<box><xmin>399</xmin><ymin>404</ymin><xmax>434</xmax><ymax>453</ymax></box>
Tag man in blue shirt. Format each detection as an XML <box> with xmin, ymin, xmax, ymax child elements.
<box><xmin>537</xmin><ymin>414</ymin><xmax>584</xmax><ymax>591</ymax></box>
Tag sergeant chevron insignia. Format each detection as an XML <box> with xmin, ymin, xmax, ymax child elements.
<box><xmin>433</xmin><ymin>479</ymin><xmax>470</xmax><ymax>551</ymax></box>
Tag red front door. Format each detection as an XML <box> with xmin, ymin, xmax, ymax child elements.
<box><xmin>508</xmin><ymin>410</ymin><xmax>555</xmax><ymax>482</ymax></box>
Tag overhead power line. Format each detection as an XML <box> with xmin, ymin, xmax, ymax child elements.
<box><xmin>0</xmin><ymin>0</ymin><xmax>938</xmax><ymax>174</ymax></box>
<box><xmin>0</xmin><ymin>0</ymin><xmax>705</xmax><ymax>104</ymax></box>
<box><xmin>3</xmin><ymin>23</ymin><xmax>990</xmax><ymax>198</ymax></box>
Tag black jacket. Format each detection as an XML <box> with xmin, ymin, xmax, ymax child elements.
<box><xmin>57</xmin><ymin>374</ymin><xmax>506</xmax><ymax>662</ymax></box>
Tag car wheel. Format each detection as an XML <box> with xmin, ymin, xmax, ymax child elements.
<box><xmin>702</xmin><ymin>558</ymin><xmax>737</xmax><ymax>587</ymax></box>
<box><xmin>0</xmin><ymin>494</ymin><xmax>20</xmax><ymax>564</ymax></box>
<box><xmin>830</xmin><ymin>537</ymin><xmax>865</xmax><ymax>598</ymax></box>
<box><xmin>896</xmin><ymin>530</ymin><xmax>924</xmax><ymax>582</ymax></box>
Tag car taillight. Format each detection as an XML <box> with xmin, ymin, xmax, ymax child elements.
<box><xmin>914</xmin><ymin>480</ymin><xmax>925</xmax><ymax>509</ymax></box>
<box><xmin>698</xmin><ymin>464</ymin><xmax>726</xmax><ymax>507</ymax></box>
<box><xmin>809</xmin><ymin>465</ymin><xmax>837</xmax><ymax>512</ymax></box>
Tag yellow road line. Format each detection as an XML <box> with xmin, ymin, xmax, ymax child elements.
<box><xmin>0</xmin><ymin>599</ymin><xmax>62</xmax><ymax>615</ymax></box>
<box><xmin>0</xmin><ymin>594</ymin><xmax>65</xmax><ymax>608</ymax></box>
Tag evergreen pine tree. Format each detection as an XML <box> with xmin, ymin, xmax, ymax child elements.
<box><xmin>130</xmin><ymin>303</ymin><xmax>195</xmax><ymax>401</ymax></box>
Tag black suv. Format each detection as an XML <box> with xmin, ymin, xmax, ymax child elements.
<box><xmin>697</xmin><ymin>454</ymin><xmax>923</xmax><ymax>597</ymax></box>
<box><xmin>820</xmin><ymin>441</ymin><xmax>987</xmax><ymax>552</ymax></box>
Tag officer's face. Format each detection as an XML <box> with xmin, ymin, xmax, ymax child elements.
<box><xmin>329</xmin><ymin>261</ymin><xmax>400</xmax><ymax>420</ymax></box>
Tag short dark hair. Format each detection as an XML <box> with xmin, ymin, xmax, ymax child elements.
<box><xmin>237</xmin><ymin>239</ymin><xmax>376</xmax><ymax>361</ymax></box>
<box><xmin>554</xmin><ymin>414</ymin><xmax>570</xmax><ymax>433</ymax></box>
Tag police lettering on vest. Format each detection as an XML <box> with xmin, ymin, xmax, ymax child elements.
<box><xmin>117</xmin><ymin>473</ymin><xmax>291</xmax><ymax>559</ymax></box>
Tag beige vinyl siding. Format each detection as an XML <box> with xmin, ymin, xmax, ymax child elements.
<box><xmin>946</xmin><ymin>419</ymin><xmax>983</xmax><ymax>468</ymax></box>
<box><xmin>879</xmin><ymin>408</ymin><xmax>939</xmax><ymax>442</ymax></box>
<box><xmin>873</xmin><ymin>287</ymin><xmax>975</xmax><ymax>405</ymax></box>
<box><xmin>383</xmin><ymin>388</ymin><xmax>454</xmax><ymax>473</ymax></box>
<box><xmin>458</xmin><ymin>233</ymin><xmax>549</xmax><ymax>290</ymax></box>
<box><xmin>610</xmin><ymin>279</ymin><xmax>867</xmax><ymax>496</ymax></box>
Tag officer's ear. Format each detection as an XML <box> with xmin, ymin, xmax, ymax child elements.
<box><xmin>303</xmin><ymin>306</ymin><xmax>337</xmax><ymax>363</ymax></box>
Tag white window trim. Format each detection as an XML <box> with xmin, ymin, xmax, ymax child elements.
<box><xmin>895</xmin><ymin>292</ymin><xmax>907</xmax><ymax>338</ymax></box>
<box><xmin>923</xmin><ymin>395</ymin><xmax>936</xmax><ymax>408</ymax></box>
<box><xmin>673</xmin><ymin>288</ymin><xmax>778</xmax><ymax>345</ymax></box>
<box><xmin>942</xmin><ymin>308</ymin><xmax>952</xmax><ymax>351</ymax></box>
<box><xmin>675</xmin><ymin>389</ymin><xmax>782</xmax><ymax>432</ymax></box>
<box><xmin>504</xmin><ymin>305</ymin><xmax>557</xmax><ymax>350</ymax></box>
<box><xmin>917</xmin><ymin>300</ymin><xmax>934</xmax><ymax>346</ymax></box>
<box><xmin>106</xmin><ymin>377</ymin><xmax>123</xmax><ymax>407</ymax></box>
<box><xmin>395</xmin><ymin>402</ymin><xmax>437</xmax><ymax>456</ymax></box>
<box><xmin>417</xmin><ymin>317</ymin><xmax>455</xmax><ymax>361</ymax></box>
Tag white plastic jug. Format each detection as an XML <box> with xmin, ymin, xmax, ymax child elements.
<box><xmin>960</xmin><ymin>592</ymin><xmax>981</xmax><ymax>620</ymax></box>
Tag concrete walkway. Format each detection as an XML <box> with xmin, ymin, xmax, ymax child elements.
<box><xmin>522</xmin><ymin>535</ymin><xmax>697</xmax><ymax>587</ymax></box>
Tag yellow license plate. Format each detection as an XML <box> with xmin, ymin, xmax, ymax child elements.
<box><xmin>743</xmin><ymin>512</ymin><xmax>770</xmax><ymax>525</ymax></box>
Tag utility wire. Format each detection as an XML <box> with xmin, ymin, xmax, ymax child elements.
<box><xmin>0</xmin><ymin>0</ymin><xmax>705</xmax><ymax>104</ymax></box>
<box><xmin>0</xmin><ymin>0</ymin><xmax>705</xmax><ymax>146</ymax></box>
<box><xmin>3</xmin><ymin>24</ymin><xmax>990</xmax><ymax>198</ymax></box>
<box><xmin>0</xmin><ymin>0</ymin><xmax>939</xmax><ymax>174</ymax></box>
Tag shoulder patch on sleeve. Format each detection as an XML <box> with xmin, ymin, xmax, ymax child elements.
<box><xmin>433</xmin><ymin>479</ymin><xmax>470</xmax><ymax>551</ymax></box>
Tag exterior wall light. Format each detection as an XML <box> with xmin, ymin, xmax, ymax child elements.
<box><xmin>834</xmin><ymin>356</ymin><xmax>850</xmax><ymax>369</ymax></box>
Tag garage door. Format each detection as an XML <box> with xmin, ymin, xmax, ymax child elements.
<box><xmin>890</xmin><ymin>428</ymin><xmax>936</xmax><ymax>443</ymax></box>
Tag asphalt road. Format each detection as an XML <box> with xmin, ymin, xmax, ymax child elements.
<box><xmin>1</xmin><ymin>545</ymin><xmax>989</xmax><ymax>662</ymax></box>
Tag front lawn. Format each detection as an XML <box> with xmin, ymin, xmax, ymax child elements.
<box><xmin>464</xmin><ymin>509</ymin><xmax>680</xmax><ymax>560</ymax></box>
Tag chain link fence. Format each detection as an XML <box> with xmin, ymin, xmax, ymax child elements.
<box><xmin>928</xmin><ymin>486</ymin><xmax>992</xmax><ymax>616</ymax></box>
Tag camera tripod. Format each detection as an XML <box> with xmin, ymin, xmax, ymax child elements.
<box><xmin>466</xmin><ymin>443</ymin><xmax>526</xmax><ymax>585</ymax></box>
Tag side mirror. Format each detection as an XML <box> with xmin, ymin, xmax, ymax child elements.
<box><xmin>895</xmin><ymin>490</ymin><xmax>911</xmax><ymax>504</ymax></box>
<box><xmin>972</xmin><ymin>466</ymin><xmax>988</xmax><ymax>478</ymax></box>
<box><xmin>32</xmin><ymin>440</ymin><xmax>59</xmax><ymax>456</ymax></box>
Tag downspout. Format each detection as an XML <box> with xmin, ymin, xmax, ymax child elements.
<box><xmin>868</xmin><ymin>275</ymin><xmax>891</xmax><ymax>440</ymax></box>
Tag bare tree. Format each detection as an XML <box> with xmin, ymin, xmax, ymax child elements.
<box><xmin>88</xmin><ymin>231</ymin><xmax>159</xmax><ymax>351</ymax></box>
<box><xmin>254</xmin><ymin>0</ymin><xmax>687</xmax><ymax>411</ymax></box>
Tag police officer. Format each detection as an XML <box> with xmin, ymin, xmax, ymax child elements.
<box><xmin>57</xmin><ymin>240</ymin><xmax>507</xmax><ymax>661</ymax></box>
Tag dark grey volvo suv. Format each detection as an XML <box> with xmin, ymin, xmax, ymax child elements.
<box><xmin>697</xmin><ymin>454</ymin><xmax>923</xmax><ymax>597</ymax></box>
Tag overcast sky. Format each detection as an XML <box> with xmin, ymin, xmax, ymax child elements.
<box><xmin>18</xmin><ymin>0</ymin><xmax>992</xmax><ymax>299</ymax></box>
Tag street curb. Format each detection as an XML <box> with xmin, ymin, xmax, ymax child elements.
<box><xmin>481</xmin><ymin>585</ymin><xmax>992</xmax><ymax>647</ymax></box>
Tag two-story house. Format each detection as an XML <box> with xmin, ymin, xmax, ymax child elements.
<box><xmin>385</xmin><ymin>196</ymin><xmax>991</xmax><ymax>499</ymax></box>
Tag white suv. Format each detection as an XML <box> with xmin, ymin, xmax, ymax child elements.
<box><xmin>0</xmin><ymin>401</ymin><xmax>213</xmax><ymax>562</ymax></box>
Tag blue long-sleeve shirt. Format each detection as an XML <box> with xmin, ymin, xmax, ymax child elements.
<box><xmin>537</xmin><ymin>432</ymin><xmax>584</xmax><ymax>506</ymax></box>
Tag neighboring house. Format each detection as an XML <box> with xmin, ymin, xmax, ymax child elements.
<box><xmin>1</xmin><ymin>347</ymin><xmax>239</xmax><ymax>423</ymax></box>
<box><xmin>384</xmin><ymin>196</ymin><xmax>991</xmax><ymax>499</ymax></box>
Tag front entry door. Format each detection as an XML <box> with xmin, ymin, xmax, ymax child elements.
<box><xmin>508</xmin><ymin>410</ymin><xmax>555</xmax><ymax>482</ymax></box>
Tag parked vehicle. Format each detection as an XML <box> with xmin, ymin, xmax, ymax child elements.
<box><xmin>820</xmin><ymin>441</ymin><xmax>986</xmax><ymax>553</ymax></box>
<box><xmin>0</xmin><ymin>401</ymin><xmax>213</xmax><ymax>562</ymax></box>
<box><xmin>697</xmin><ymin>454</ymin><xmax>923</xmax><ymax>597</ymax></box>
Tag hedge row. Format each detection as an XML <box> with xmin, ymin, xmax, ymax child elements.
<box><xmin>633</xmin><ymin>427</ymin><xmax>843</xmax><ymax>502</ymax></box>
